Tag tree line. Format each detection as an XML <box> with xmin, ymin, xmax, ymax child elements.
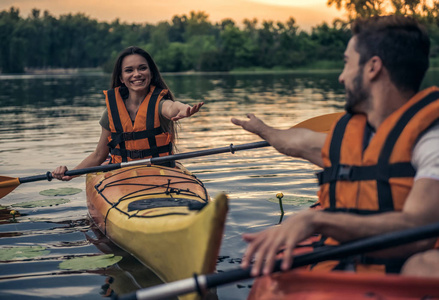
<box><xmin>0</xmin><ymin>3</ymin><xmax>438</xmax><ymax>74</ymax></box>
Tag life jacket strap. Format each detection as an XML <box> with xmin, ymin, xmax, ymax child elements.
<box><xmin>316</xmin><ymin>162</ymin><xmax>415</xmax><ymax>185</ymax></box>
<box><xmin>110</xmin><ymin>143</ymin><xmax>172</xmax><ymax>159</ymax></box>
<box><xmin>107</xmin><ymin>127</ymin><xmax>165</xmax><ymax>148</ymax></box>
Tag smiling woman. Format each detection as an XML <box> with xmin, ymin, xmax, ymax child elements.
<box><xmin>51</xmin><ymin>46</ymin><xmax>204</xmax><ymax>180</ymax></box>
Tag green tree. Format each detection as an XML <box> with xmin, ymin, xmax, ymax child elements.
<box><xmin>311</xmin><ymin>20</ymin><xmax>350</xmax><ymax>61</ymax></box>
<box><xmin>184</xmin><ymin>11</ymin><xmax>214</xmax><ymax>38</ymax></box>
<box><xmin>0</xmin><ymin>7</ymin><xmax>22</xmax><ymax>73</ymax></box>
<box><xmin>169</xmin><ymin>15</ymin><xmax>187</xmax><ymax>43</ymax></box>
<box><xmin>327</xmin><ymin>0</ymin><xmax>385</xmax><ymax>18</ymax></box>
<box><xmin>1</xmin><ymin>5</ymin><xmax>436</xmax><ymax>74</ymax></box>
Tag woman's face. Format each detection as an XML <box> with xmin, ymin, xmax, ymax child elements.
<box><xmin>120</xmin><ymin>54</ymin><xmax>152</xmax><ymax>94</ymax></box>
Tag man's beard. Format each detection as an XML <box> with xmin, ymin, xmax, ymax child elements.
<box><xmin>344</xmin><ymin>67</ymin><xmax>370</xmax><ymax>114</ymax></box>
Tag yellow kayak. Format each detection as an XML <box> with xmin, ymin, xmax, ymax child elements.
<box><xmin>85</xmin><ymin>164</ymin><xmax>228</xmax><ymax>299</ymax></box>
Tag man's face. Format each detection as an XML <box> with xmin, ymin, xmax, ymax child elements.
<box><xmin>339</xmin><ymin>37</ymin><xmax>370</xmax><ymax>114</ymax></box>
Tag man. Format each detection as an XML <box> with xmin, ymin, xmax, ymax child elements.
<box><xmin>232</xmin><ymin>15</ymin><xmax>439</xmax><ymax>276</ymax></box>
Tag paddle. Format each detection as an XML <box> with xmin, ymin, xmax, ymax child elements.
<box><xmin>114</xmin><ymin>222</ymin><xmax>439</xmax><ymax>300</ymax></box>
<box><xmin>0</xmin><ymin>112</ymin><xmax>342</xmax><ymax>199</ymax></box>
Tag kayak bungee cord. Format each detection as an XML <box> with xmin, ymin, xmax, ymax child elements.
<box><xmin>96</xmin><ymin>165</ymin><xmax>210</xmax><ymax>234</ymax></box>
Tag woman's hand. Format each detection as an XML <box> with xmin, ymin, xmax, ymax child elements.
<box><xmin>52</xmin><ymin>166</ymin><xmax>73</xmax><ymax>181</ymax></box>
<box><xmin>161</xmin><ymin>101</ymin><xmax>204</xmax><ymax>121</ymax></box>
<box><xmin>172</xmin><ymin>101</ymin><xmax>204</xmax><ymax>121</ymax></box>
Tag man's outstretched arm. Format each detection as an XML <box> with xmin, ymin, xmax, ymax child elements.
<box><xmin>231</xmin><ymin>114</ymin><xmax>327</xmax><ymax>167</ymax></box>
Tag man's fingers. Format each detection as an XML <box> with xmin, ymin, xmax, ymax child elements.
<box><xmin>281</xmin><ymin>239</ymin><xmax>296</xmax><ymax>271</ymax></box>
<box><xmin>260</xmin><ymin>233</ymin><xmax>287</xmax><ymax>275</ymax></box>
<box><xmin>249</xmin><ymin>243</ymin><xmax>266</xmax><ymax>276</ymax></box>
<box><xmin>231</xmin><ymin>117</ymin><xmax>244</xmax><ymax>126</ymax></box>
<box><xmin>262</xmin><ymin>245</ymin><xmax>280</xmax><ymax>275</ymax></box>
<box><xmin>241</xmin><ymin>233</ymin><xmax>265</xmax><ymax>269</ymax></box>
<box><xmin>241</xmin><ymin>230</ymin><xmax>282</xmax><ymax>276</ymax></box>
<box><xmin>242</xmin><ymin>232</ymin><xmax>258</xmax><ymax>242</ymax></box>
<box><xmin>251</xmin><ymin>238</ymin><xmax>277</xmax><ymax>277</ymax></box>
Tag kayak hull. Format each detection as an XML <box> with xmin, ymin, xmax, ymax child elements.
<box><xmin>86</xmin><ymin>165</ymin><xmax>228</xmax><ymax>299</ymax></box>
<box><xmin>248</xmin><ymin>269</ymin><xmax>439</xmax><ymax>300</ymax></box>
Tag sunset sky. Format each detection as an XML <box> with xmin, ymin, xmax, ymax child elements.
<box><xmin>1</xmin><ymin>0</ymin><xmax>345</xmax><ymax>30</ymax></box>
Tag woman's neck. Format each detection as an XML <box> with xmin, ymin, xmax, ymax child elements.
<box><xmin>127</xmin><ymin>88</ymin><xmax>149</xmax><ymax>105</ymax></box>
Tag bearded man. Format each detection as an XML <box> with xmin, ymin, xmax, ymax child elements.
<box><xmin>232</xmin><ymin>15</ymin><xmax>439</xmax><ymax>276</ymax></box>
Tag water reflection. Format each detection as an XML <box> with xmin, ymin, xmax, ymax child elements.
<box><xmin>85</xmin><ymin>223</ymin><xmax>174</xmax><ymax>299</ymax></box>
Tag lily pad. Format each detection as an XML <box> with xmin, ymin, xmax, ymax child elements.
<box><xmin>11</xmin><ymin>198</ymin><xmax>70</xmax><ymax>208</ymax></box>
<box><xmin>39</xmin><ymin>188</ymin><xmax>81</xmax><ymax>196</ymax></box>
<box><xmin>59</xmin><ymin>254</ymin><xmax>123</xmax><ymax>271</ymax></box>
<box><xmin>268</xmin><ymin>195</ymin><xmax>317</xmax><ymax>206</ymax></box>
<box><xmin>0</xmin><ymin>246</ymin><xmax>50</xmax><ymax>261</ymax></box>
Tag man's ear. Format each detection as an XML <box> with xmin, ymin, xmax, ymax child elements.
<box><xmin>367</xmin><ymin>56</ymin><xmax>383</xmax><ymax>80</ymax></box>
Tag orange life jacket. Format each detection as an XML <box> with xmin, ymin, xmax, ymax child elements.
<box><xmin>104</xmin><ymin>86</ymin><xmax>173</xmax><ymax>164</ymax></box>
<box><xmin>313</xmin><ymin>86</ymin><xmax>439</xmax><ymax>273</ymax></box>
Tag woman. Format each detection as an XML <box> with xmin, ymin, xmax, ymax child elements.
<box><xmin>52</xmin><ymin>46</ymin><xmax>203</xmax><ymax>181</ymax></box>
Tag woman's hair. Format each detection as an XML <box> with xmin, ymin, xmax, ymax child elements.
<box><xmin>110</xmin><ymin>46</ymin><xmax>178</xmax><ymax>145</ymax></box>
<box><xmin>351</xmin><ymin>15</ymin><xmax>430</xmax><ymax>93</ymax></box>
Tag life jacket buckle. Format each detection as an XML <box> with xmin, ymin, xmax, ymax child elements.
<box><xmin>123</xmin><ymin>132</ymin><xmax>135</xmax><ymax>141</ymax></box>
<box><xmin>338</xmin><ymin>164</ymin><xmax>353</xmax><ymax>180</ymax></box>
<box><xmin>130</xmin><ymin>150</ymin><xmax>142</xmax><ymax>159</ymax></box>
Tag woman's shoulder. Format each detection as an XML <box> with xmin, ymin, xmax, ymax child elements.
<box><xmin>99</xmin><ymin>108</ymin><xmax>110</xmax><ymax>131</ymax></box>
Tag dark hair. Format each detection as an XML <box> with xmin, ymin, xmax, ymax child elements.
<box><xmin>352</xmin><ymin>15</ymin><xmax>430</xmax><ymax>92</ymax></box>
<box><xmin>110</xmin><ymin>46</ymin><xmax>174</xmax><ymax>100</ymax></box>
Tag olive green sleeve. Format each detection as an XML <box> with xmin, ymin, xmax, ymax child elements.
<box><xmin>159</xmin><ymin>99</ymin><xmax>172</xmax><ymax>131</ymax></box>
<box><xmin>99</xmin><ymin>108</ymin><xmax>110</xmax><ymax>131</ymax></box>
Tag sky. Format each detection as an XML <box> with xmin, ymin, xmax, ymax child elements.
<box><xmin>0</xmin><ymin>0</ymin><xmax>345</xmax><ymax>31</ymax></box>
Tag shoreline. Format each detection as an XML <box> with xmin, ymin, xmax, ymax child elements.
<box><xmin>1</xmin><ymin>64</ymin><xmax>438</xmax><ymax>76</ymax></box>
<box><xmin>24</xmin><ymin>67</ymin><xmax>104</xmax><ymax>75</ymax></box>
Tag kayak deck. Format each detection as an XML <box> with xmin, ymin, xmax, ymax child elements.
<box><xmin>86</xmin><ymin>165</ymin><xmax>228</xmax><ymax>299</ymax></box>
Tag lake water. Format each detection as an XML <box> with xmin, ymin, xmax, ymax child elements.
<box><xmin>0</xmin><ymin>70</ymin><xmax>437</xmax><ymax>299</ymax></box>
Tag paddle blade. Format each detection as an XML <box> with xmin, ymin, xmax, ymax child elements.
<box><xmin>0</xmin><ymin>176</ymin><xmax>20</xmax><ymax>198</ymax></box>
<box><xmin>292</xmin><ymin>112</ymin><xmax>343</xmax><ymax>133</ymax></box>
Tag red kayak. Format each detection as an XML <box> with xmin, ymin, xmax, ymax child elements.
<box><xmin>248</xmin><ymin>270</ymin><xmax>439</xmax><ymax>299</ymax></box>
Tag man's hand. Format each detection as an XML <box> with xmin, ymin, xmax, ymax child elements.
<box><xmin>231</xmin><ymin>113</ymin><xmax>267</xmax><ymax>136</ymax></box>
<box><xmin>241</xmin><ymin>209</ymin><xmax>319</xmax><ymax>276</ymax></box>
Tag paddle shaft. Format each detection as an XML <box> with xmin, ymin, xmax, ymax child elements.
<box><xmin>16</xmin><ymin>141</ymin><xmax>270</xmax><ymax>184</ymax></box>
<box><xmin>5</xmin><ymin>112</ymin><xmax>342</xmax><ymax>193</ymax></box>
<box><xmin>116</xmin><ymin>222</ymin><xmax>439</xmax><ymax>300</ymax></box>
